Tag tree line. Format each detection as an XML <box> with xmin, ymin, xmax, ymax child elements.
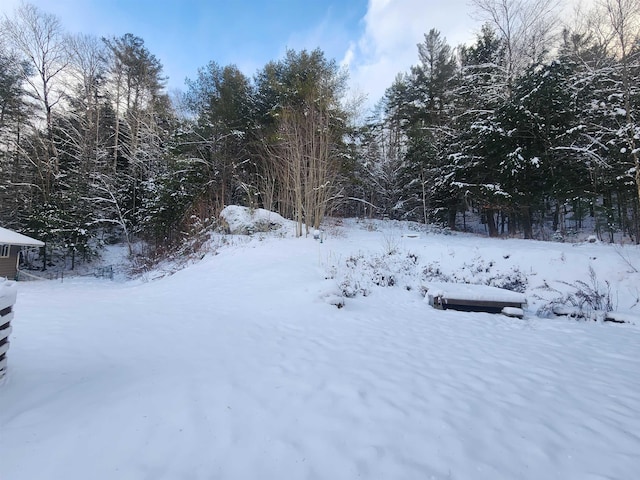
<box><xmin>0</xmin><ymin>0</ymin><xmax>638</xmax><ymax>270</ymax></box>
<box><xmin>357</xmin><ymin>0</ymin><xmax>640</xmax><ymax>242</ymax></box>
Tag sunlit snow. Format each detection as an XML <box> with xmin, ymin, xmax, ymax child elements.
<box><xmin>1</xmin><ymin>215</ymin><xmax>639</xmax><ymax>480</ymax></box>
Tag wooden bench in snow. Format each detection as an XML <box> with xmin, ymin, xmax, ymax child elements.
<box><xmin>424</xmin><ymin>282</ymin><xmax>526</xmax><ymax>317</ymax></box>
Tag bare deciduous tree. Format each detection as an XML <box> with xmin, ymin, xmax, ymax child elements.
<box><xmin>472</xmin><ymin>0</ymin><xmax>559</xmax><ymax>91</ymax></box>
<box><xmin>600</xmin><ymin>0</ymin><xmax>640</xmax><ymax>209</ymax></box>
<box><xmin>66</xmin><ymin>33</ymin><xmax>108</xmax><ymax>173</ymax></box>
<box><xmin>2</xmin><ymin>2</ymin><xmax>69</xmax><ymax>200</ymax></box>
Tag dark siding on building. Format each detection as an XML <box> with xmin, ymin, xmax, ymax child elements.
<box><xmin>0</xmin><ymin>246</ymin><xmax>19</xmax><ymax>279</ymax></box>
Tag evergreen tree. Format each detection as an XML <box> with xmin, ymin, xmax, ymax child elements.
<box><xmin>451</xmin><ymin>24</ymin><xmax>509</xmax><ymax>235</ymax></box>
<box><xmin>388</xmin><ymin>30</ymin><xmax>459</xmax><ymax>225</ymax></box>
<box><xmin>183</xmin><ymin>62</ymin><xmax>254</xmax><ymax>212</ymax></box>
<box><xmin>0</xmin><ymin>43</ymin><xmax>32</xmax><ymax>229</ymax></box>
<box><xmin>492</xmin><ymin>61</ymin><xmax>579</xmax><ymax>238</ymax></box>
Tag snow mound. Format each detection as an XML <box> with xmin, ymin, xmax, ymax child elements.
<box><xmin>219</xmin><ymin>206</ymin><xmax>291</xmax><ymax>235</ymax></box>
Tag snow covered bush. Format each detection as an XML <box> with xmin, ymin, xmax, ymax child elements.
<box><xmin>325</xmin><ymin>243</ymin><xmax>530</xmax><ymax>301</ymax></box>
<box><xmin>323</xmin><ymin>249</ymin><xmax>420</xmax><ymax>299</ymax></box>
<box><xmin>339</xmin><ymin>274</ymin><xmax>370</xmax><ymax>299</ymax></box>
<box><xmin>420</xmin><ymin>257</ymin><xmax>528</xmax><ymax>293</ymax></box>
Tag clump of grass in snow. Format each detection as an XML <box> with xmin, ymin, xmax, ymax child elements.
<box><xmin>536</xmin><ymin>266</ymin><xmax>616</xmax><ymax>321</ymax></box>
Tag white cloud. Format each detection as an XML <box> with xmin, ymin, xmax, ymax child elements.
<box><xmin>346</xmin><ymin>0</ymin><xmax>480</xmax><ymax>111</ymax></box>
<box><xmin>340</xmin><ymin>42</ymin><xmax>356</xmax><ymax>68</ymax></box>
<box><xmin>345</xmin><ymin>0</ymin><xmax>604</xmax><ymax>113</ymax></box>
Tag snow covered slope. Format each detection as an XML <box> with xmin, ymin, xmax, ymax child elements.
<box><xmin>1</xmin><ymin>219</ymin><xmax>639</xmax><ymax>480</ymax></box>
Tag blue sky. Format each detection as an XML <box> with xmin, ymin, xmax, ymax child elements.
<box><xmin>0</xmin><ymin>0</ymin><xmax>586</xmax><ymax>109</ymax></box>
<box><xmin>38</xmin><ymin>0</ymin><xmax>371</xmax><ymax>90</ymax></box>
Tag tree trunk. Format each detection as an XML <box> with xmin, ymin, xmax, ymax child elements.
<box><xmin>552</xmin><ymin>200</ymin><xmax>560</xmax><ymax>232</ymax></box>
<box><xmin>447</xmin><ymin>201</ymin><xmax>456</xmax><ymax>229</ymax></box>
<box><xmin>521</xmin><ymin>206</ymin><xmax>533</xmax><ymax>239</ymax></box>
<box><xmin>485</xmin><ymin>208</ymin><xmax>499</xmax><ymax>237</ymax></box>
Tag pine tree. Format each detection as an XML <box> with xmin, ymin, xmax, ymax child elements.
<box><xmin>391</xmin><ymin>30</ymin><xmax>459</xmax><ymax>225</ymax></box>
<box><xmin>0</xmin><ymin>43</ymin><xmax>32</xmax><ymax>228</ymax></box>
<box><xmin>183</xmin><ymin>62</ymin><xmax>254</xmax><ymax>212</ymax></box>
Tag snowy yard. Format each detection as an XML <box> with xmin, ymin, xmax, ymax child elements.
<box><xmin>1</xmin><ymin>217</ymin><xmax>640</xmax><ymax>480</ymax></box>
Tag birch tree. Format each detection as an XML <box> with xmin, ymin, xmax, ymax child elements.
<box><xmin>256</xmin><ymin>49</ymin><xmax>348</xmax><ymax>236</ymax></box>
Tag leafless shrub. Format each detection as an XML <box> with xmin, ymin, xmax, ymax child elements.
<box><xmin>614</xmin><ymin>245</ymin><xmax>639</xmax><ymax>273</ymax></box>
<box><xmin>381</xmin><ymin>233</ymin><xmax>401</xmax><ymax>256</ymax></box>
<box><xmin>537</xmin><ymin>267</ymin><xmax>615</xmax><ymax>320</ymax></box>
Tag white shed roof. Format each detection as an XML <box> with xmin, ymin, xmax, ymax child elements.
<box><xmin>0</xmin><ymin>227</ymin><xmax>45</xmax><ymax>246</ymax></box>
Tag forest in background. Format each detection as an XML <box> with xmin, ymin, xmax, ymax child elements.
<box><xmin>0</xmin><ymin>0</ymin><xmax>639</xmax><ymax>270</ymax></box>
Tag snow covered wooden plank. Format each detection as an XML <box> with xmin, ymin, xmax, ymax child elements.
<box><xmin>604</xmin><ymin>312</ymin><xmax>637</xmax><ymax>324</ymax></box>
<box><xmin>0</xmin><ymin>346</ymin><xmax>7</xmax><ymax>379</ymax></box>
<box><xmin>550</xmin><ymin>307</ymin><xmax>636</xmax><ymax>324</ymax></box>
<box><xmin>0</xmin><ymin>281</ymin><xmax>17</xmax><ymax>312</ymax></box>
<box><xmin>0</xmin><ymin>322</ymin><xmax>12</xmax><ymax>343</ymax></box>
<box><xmin>502</xmin><ymin>307</ymin><xmax>525</xmax><ymax>319</ymax></box>
<box><xmin>0</xmin><ymin>280</ymin><xmax>16</xmax><ymax>380</ymax></box>
<box><xmin>424</xmin><ymin>282</ymin><xmax>526</xmax><ymax>314</ymax></box>
<box><xmin>0</xmin><ymin>340</ymin><xmax>9</xmax><ymax>358</ymax></box>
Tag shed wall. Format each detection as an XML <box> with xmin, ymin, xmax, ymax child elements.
<box><xmin>0</xmin><ymin>246</ymin><xmax>19</xmax><ymax>279</ymax></box>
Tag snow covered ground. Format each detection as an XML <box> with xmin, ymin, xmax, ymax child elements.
<box><xmin>1</xmin><ymin>215</ymin><xmax>639</xmax><ymax>480</ymax></box>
